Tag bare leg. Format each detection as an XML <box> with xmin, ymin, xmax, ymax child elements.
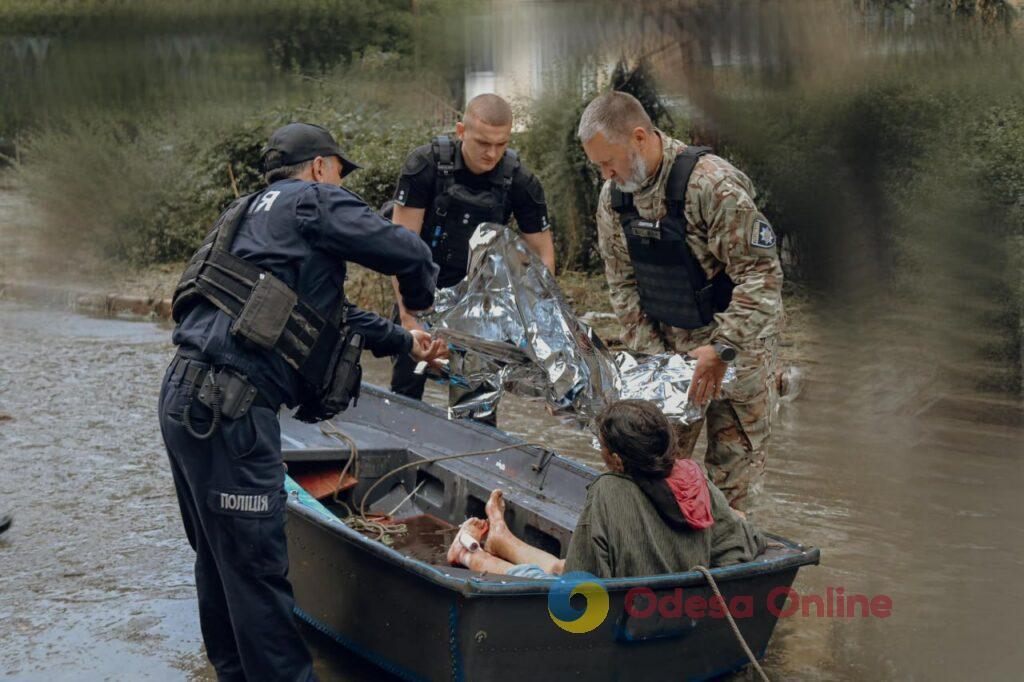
<box><xmin>446</xmin><ymin>518</ymin><xmax>488</xmax><ymax>565</ymax></box>
<box><xmin>484</xmin><ymin>490</ymin><xmax>562</xmax><ymax>574</ymax></box>
<box><xmin>460</xmin><ymin>548</ymin><xmax>517</xmax><ymax>574</ymax></box>
<box><xmin>446</xmin><ymin>518</ymin><xmax>516</xmax><ymax>574</ymax></box>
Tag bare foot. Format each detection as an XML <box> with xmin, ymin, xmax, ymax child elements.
<box><xmin>484</xmin><ymin>489</ymin><xmax>510</xmax><ymax>554</ymax></box>
<box><xmin>447</xmin><ymin>517</ymin><xmax>488</xmax><ymax>566</ymax></box>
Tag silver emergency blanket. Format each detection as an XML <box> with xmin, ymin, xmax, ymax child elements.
<box><xmin>425</xmin><ymin>223</ymin><xmax>734</xmax><ymax>427</ymax></box>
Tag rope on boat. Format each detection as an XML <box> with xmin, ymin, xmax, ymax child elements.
<box><xmin>318</xmin><ymin>419</ymin><xmax>597</xmax><ymax>541</ymax></box>
<box><xmin>320</xmin><ymin>420</ymin><xmax>545</xmax><ymax>542</ymax></box>
<box><xmin>320</xmin><ymin>420</ymin><xmax>408</xmax><ymax>542</ymax></box>
<box><xmin>319</xmin><ymin>420</ymin><xmax>360</xmax><ymax>504</ymax></box>
<box><xmin>319</xmin><ymin>422</ymin><xmax>546</xmax><ymax>542</ymax></box>
<box><xmin>693</xmin><ymin>565</ymin><xmax>770</xmax><ymax>682</ymax></box>
<box><xmin>357</xmin><ymin>442</ymin><xmax>549</xmax><ymax>519</ymax></box>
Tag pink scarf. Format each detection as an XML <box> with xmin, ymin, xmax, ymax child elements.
<box><xmin>664</xmin><ymin>460</ymin><xmax>714</xmax><ymax>530</ymax></box>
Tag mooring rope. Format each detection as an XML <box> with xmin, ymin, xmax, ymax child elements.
<box><xmin>317</xmin><ymin>422</ymin><xmax>545</xmax><ymax>542</ymax></box>
<box><xmin>693</xmin><ymin>565</ymin><xmax>771</xmax><ymax>682</ymax></box>
<box><xmin>319</xmin><ymin>420</ymin><xmax>359</xmax><ymax>504</ymax></box>
<box><xmin>357</xmin><ymin>442</ymin><xmax>549</xmax><ymax>519</ymax></box>
<box><xmin>320</xmin><ymin>420</ymin><xmax>406</xmax><ymax>542</ymax></box>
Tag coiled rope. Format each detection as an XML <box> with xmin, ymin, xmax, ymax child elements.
<box><xmin>319</xmin><ymin>420</ymin><xmax>406</xmax><ymax>542</ymax></box>
<box><xmin>318</xmin><ymin>420</ymin><xmax>551</xmax><ymax>541</ymax></box>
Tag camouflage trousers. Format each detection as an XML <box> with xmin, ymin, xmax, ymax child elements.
<box><xmin>676</xmin><ymin>336</ymin><xmax>779</xmax><ymax>512</ymax></box>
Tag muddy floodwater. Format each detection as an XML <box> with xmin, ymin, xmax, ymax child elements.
<box><xmin>1</xmin><ymin>301</ymin><xmax>1022</xmax><ymax>680</ymax></box>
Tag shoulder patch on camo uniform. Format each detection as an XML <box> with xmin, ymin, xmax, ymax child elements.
<box><xmin>751</xmin><ymin>218</ymin><xmax>776</xmax><ymax>249</ymax></box>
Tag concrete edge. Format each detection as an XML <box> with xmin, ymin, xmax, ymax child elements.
<box><xmin>0</xmin><ymin>280</ymin><xmax>172</xmax><ymax>320</ymax></box>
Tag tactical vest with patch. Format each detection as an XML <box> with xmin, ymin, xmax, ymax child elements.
<box><xmin>171</xmin><ymin>191</ymin><xmax>361</xmax><ymax>422</ymax></box>
<box><xmin>425</xmin><ymin>135</ymin><xmax>518</xmax><ymax>286</ymax></box>
<box><xmin>611</xmin><ymin>146</ymin><xmax>734</xmax><ymax>330</ymax></box>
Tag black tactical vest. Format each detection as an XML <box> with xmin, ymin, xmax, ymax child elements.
<box><xmin>171</xmin><ymin>193</ymin><xmax>360</xmax><ymax>421</ymax></box>
<box><xmin>425</xmin><ymin>135</ymin><xmax>518</xmax><ymax>286</ymax></box>
<box><xmin>610</xmin><ymin>146</ymin><xmax>734</xmax><ymax>330</ymax></box>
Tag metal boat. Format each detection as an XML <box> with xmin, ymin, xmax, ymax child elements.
<box><xmin>282</xmin><ymin>384</ymin><xmax>820</xmax><ymax>681</ymax></box>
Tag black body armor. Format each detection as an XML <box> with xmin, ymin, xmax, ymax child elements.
<box><xmin>610</xmin><ymin>146</ymin><xmax>734</xmax><ymax>330</ymax></box>
<box><xmin>171</xmin><ymin>193</ymin><xmax>361</xmax><ymax>422</ymax></box>
<box><xmin>425</xmin><ymin>135</ymin><xmax>518</xmax><ymax>286</ymax></box>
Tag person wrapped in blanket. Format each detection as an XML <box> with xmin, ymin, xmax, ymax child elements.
<box><xmin>447</xmin><ymin>400</ymin><xmax>767</xmax><ymax>579</ymax></box>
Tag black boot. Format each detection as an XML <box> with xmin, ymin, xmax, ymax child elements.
<box><xmin>0</xmin><ymin>514</ymin><xmax>11</xmax><ymax>536</ymax></box>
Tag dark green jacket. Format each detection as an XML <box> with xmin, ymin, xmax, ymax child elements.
<box><xmin>563</xmin><ymin>472</ymin><xmax>766</xmax><ymax>579</ymax></box>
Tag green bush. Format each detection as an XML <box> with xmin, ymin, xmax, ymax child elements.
<box><xmin>14</xmin><ymin>100</ymin><xmax>436</xmax><ymax>267</ymax></box>
<box><xmin>515</xmin><ymin>59</ymin><xmax>682</xmax><ymax>272</ymax></box>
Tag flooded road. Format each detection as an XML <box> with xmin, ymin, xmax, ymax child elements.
<box><xmin>1</xmin><ymin>301</ymin><xmax>1022</xmax><ymax>680</ymax></box>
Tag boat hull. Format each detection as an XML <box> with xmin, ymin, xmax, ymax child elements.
<box><xmin>282</xmin><ymin>385</ymin><xmax>819</xmax><ymax>681</ymax></box>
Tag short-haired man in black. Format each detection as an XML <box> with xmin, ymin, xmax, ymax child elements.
<box><xmin>389</xmin><ymin>93</ymin><xmax>554</xmax><ymax>423</ymax></box>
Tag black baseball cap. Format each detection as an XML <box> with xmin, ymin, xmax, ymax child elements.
<box><xmin>261</xmin><ymin>123</ymin><xmax>361</xmax><ymax>178</ymax></box>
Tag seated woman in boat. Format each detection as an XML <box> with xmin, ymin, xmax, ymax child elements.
<box><xmin>447</xmin><ymin>399</ymin><xmax>766</xmax><ymax>579</ymax></box>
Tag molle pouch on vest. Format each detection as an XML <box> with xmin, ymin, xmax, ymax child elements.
<box><xmin>174</xmin><ymin>239</ymin><xmax>212</xmax><ymax>291</ymax></box>
<box><xmin>229</xmin><ymin>273</ymin><xmax>298</xmax><ymax>351</ymax></box>
<box><xmin>293</xmin><ymin>330</ymin><xmax>364</xmax><ymax>423</ymax></box>
<box><xmin>322</xmin><ymin>330</ymin><xmax>364</xmax><ymax>415</ymax></box>
<box><xmin>171</xmin><ymin>193</ymin><xmax>258</xmax><ymax>324</ymax></box>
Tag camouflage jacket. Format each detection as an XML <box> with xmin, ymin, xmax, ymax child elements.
<box><xmin>596</xmin><ymin>131</ymin><xmax>783</xmax><ymax>354</ymax></box>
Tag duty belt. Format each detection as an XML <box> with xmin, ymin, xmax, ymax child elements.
<box><xmin>172</xmin><ymin>348</ymin><xmax>277</xmax><ymax>440</ymax></box>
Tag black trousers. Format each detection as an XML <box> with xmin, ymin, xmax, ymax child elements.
<box><xmin>389</xmin><ymin>346</ymin><xmax>429</xmax><ymax>401</ymax></box>
<box><xmin>158</xmin><ymin>356</ymin><xmax>316</xmax><ymax>682</ymax></box>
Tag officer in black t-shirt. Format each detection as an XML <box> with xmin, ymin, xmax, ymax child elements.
<box><xmin>389</xmin><ymin>94</ymin><xmax>554</xmax><ymax>422</ymax></box>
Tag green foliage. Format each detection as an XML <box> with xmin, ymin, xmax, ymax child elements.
<box><xmin>16</xmin><ymin>116</ymin><xmax>198</xmax><ymax>264</ymax></box>
<box><xmin>515</xmin><ymin>59</ymin><xmax>680</xmax><ymax>271</ymax></box>
<box><xmin>514</xmin><ymin>92</ymin><xmax>601</xmax><ymax>270</ymax></box>
<box><xmin>14</xmin><ymin>101</ymin><xmax>434</xmax><ymax>266</ymax></box>
<box><xmin>262</xmin><ymin>0</ymin><xmax>415</xmax><ymax>73</ymax></box>
<box><xmin>0</xmin><ymin>0</ymin><xmax>468</xmax><ymax>139</ymax></box>
<box><xmin>972</xmin><ymin>102</ymin><xmax>1024</xmax><ymax>235</ymax></box>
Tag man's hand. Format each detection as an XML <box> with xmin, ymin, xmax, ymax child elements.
<box><xmin>400</xmin><ymin>311</ymin><xmax>426</xmax><ymax>334</ymax></box>
<box><xmin>409</xmin><ymin>329</ymin><xmax>449</xmax><ymax>369</ymax></box>
<box><xmin>687</xmin><ymin>344</ymin><xmax>727</xmax><ymax>406</ymax></box>
<box><xmin>405</xmin><ymin>313</ymin><xmax>450</xmax><ymax>368</ymax></box>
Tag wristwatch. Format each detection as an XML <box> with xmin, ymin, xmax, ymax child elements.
<box><xmin>712</xmin><ymin>342</ymin><xmax>737</xmax><ymax>363</ymax></box>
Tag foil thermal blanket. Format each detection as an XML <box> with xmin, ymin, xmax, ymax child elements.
<box><xmin>424</xmin><ymin>224</ymin><xmax>734</xmax><ymax>426</ymax></box>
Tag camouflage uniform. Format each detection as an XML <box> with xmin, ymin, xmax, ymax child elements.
<box><xmin>596</xmin><ymin>131</ymin><xmax>783</xmax><ymax>511</ymax></box>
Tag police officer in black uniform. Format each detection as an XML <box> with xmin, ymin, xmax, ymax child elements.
<box><xmin>159</xmin><ymin>123</ymin><xmax>443</xmax><ymax>681</ymax></box>
<box><xmin>389</xmin><ymin>94</ymin><xmax>553</xmax><ymax>423</ymax></box>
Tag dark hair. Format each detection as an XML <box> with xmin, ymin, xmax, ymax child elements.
<box><xmin>263</xmin><ymin>158</ymin><xmax>313</xmax><ymax>185</ymax></box>
<box><xmin>596</xmin><ymin>399</ymin><xmax>676</xmax><ymax>478</ymax></box>
<box><xmin>465</xmin><ymin>93</ymin><xmax>513</xmax><ymax>127</ymax></box>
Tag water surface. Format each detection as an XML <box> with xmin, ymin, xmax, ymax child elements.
<box><xmin>1</xmin><ymin>302</ymin><xmax>1021</xmax><ymax>679</ymax></box>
